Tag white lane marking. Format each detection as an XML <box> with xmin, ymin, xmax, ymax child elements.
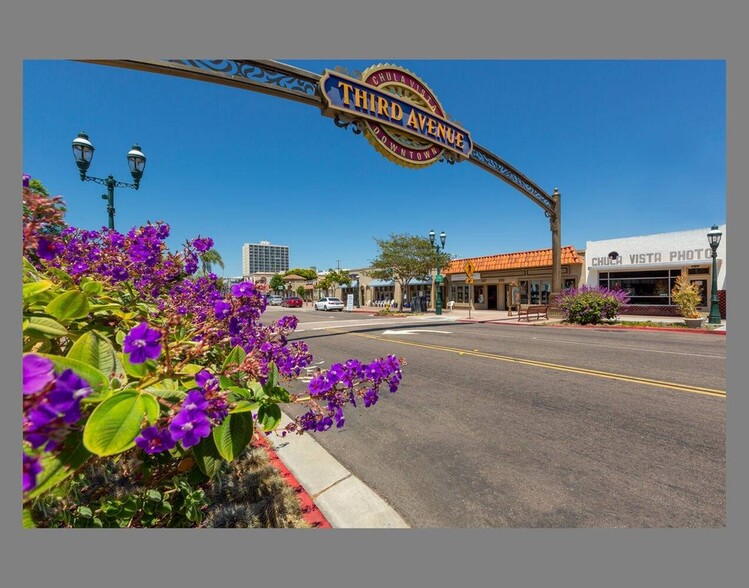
<box><xmin>381</xmin><ymin>329</ymin><xmax>453</xmax><ymax>335</ymax></box>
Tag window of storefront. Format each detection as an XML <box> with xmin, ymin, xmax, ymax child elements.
<box><xmin>450</xmin><ymin>284</ymin><xmax>469</xmax><ymax>303</ymax></box>
<box><xmin>473</xmin><ymin>285</ymin><xmax>484</xmax><ymax>304</ymax></box>
<box><xmin>373</xmin><ymin>286</ymin><xmax>394</xmax><ymax>302</ymax></box>
<box><xmin>598</xmin><ymin>269</ymin><xmax>695</xmax><ymax>305</ymax></box>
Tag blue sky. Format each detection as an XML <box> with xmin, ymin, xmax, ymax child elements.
<box><xmin>23</xmin><ymin>59</ymin><xmax>725</xmax><ymax>277</ymax></box>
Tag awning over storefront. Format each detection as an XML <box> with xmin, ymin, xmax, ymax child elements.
<box><xmin>368</xmin><ymin>279</ymin><xmax>395</xmax><ymax>287</ymax></box>
<box><xmin>341</xmin><ymin>280</ymin><xmax>359</xmax><ymax>288</ymax></box>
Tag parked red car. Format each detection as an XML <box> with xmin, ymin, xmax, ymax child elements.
<box><xmin>281</xmin><ymin>296</ymin><xmax>304</xmax><ymax>308</ymax></box>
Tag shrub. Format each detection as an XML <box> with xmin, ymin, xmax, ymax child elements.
<box><xmin>671</xmin><ymin>274</ymin><xmax>702</xmax><ymax>318</ymax></box>
<box><xmin>22</xmin><ymin>173</ymin><xmax>405</xmax><ymax>527</ymax></box>
<box><xmin>558</xmin><ymin>285</ymin><xmax>630</xmax><ymax>325</ymax></box>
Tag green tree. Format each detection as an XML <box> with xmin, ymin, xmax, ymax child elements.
<box><xmin>316</xmin><ymin>269</ymin><xmax>351</xmax><ymax>296</ymax></box>
<box><xmin>198</xmin><ymin>249</ymin><xmax>225</xmax><ymax>276</ymax></box>
<box><xmin>369</xmin><ymin>233</ymin><xmax>452</xmax><ymax>308</ymax></box>
<box><xmin>269</xmin><ymin>273</ymin><xmax>286</xmax><ymax>293</ymax></box>
<box><xmin>296</xmin><ymin>285</ymin><xmax>306</xmax><ymax>299</ymax></box>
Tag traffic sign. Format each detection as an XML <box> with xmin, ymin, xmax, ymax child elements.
<box><xmin>463</xmin><ymin>261</ymin><xmax>475</xmax><ymax>276</ymax></box>
<box><xmin>466</xmin><ymin>277</ymin><xmax>474</xmax><ymax>284</ymax></box>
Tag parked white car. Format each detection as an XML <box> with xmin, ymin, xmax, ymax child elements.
<box><xmin>314</xmin><ymin>296</ymin><xmax>345</xmax><ymax>311</ymax></box>
<box><xmin>267</xmin><ymin>295</ymin><xmax>283</xmax><ymax>306</ymax></box>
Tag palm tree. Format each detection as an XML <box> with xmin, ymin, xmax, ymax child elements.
<box><xmin>199</xmin><ymin>249</ymin><xmax>225</xmax><ymax>275</ymax></box>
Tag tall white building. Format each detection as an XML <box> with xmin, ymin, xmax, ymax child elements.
<box><xmin>242</xmin><ymin>240</ymin><xmax>290</xmax><ymax>276</ymax></box>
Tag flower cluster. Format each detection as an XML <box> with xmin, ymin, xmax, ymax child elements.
<box><xmin>23</xmin><ymin>354</ymin><xmax>92</xmax><ymax>492</ymax></box>
<box><xmin>288</xmin><ymin>355</ymin><xmax>403</xmax><ymax>434</ymax></box>
<box><xmin>22</xmin><ymin>180</ymin><xmax>66</xmax><ymax>257</ymax></box>
<box><xmin>135</xmin><ymin>369</ymin><xmax>230</xmax><ymax>454</ymax></box>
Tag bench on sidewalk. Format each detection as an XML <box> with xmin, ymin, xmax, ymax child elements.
<box><xmin>517</xmin><ymin>304</ymin><xmax>549</xmax><ymax>321</ymax></box>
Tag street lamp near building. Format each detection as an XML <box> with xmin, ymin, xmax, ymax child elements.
<box><xmin>72</xmin><ymin>131</ymin><xmax>146</xmax><ymax>230</ymax></box>
<box><xmin>707</xmin><ymin>225</ymin><xmax>723</xmax><ymax>325</ymax></box>
<box><xmin>429</xmin><ymin>229</ymin><xmax>447</xmax><ymax>315</ymax></box>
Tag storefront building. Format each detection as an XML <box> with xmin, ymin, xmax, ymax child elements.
<box><xmin>444</xmin><ymin>246</ymin><xmax>584</xmax><ymax>310</ymax></box>
<box><xmin>583</xmin><ymin>224</ymin><xmax>727</xmax><ymax>317</ymax></box>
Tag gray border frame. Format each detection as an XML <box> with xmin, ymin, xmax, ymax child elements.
<box><xmin>3</xmin><ymin>1</ymin><xmax>745</xmax><ymax>587</ymax></box>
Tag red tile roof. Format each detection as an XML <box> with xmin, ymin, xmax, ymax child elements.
<box><xmin>445</xmin><ymin>245</ymin><xmax>582</xmax><ymax>274</ymax></box>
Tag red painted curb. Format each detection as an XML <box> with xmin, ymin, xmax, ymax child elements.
<box><xmin>253</xmin><ymin>434</ymin><xmax>332</xmax><ymax>529</ymax></box>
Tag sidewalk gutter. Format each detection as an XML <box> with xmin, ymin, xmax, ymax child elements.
<box><xmin>265</xmin><ymin>412</ymin><xmax>410</xmax><ymax>528</ymax></box>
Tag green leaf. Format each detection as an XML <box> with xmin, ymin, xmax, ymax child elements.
<box><xmin>257</xmin><ymin>403</ymin><xmax>282</xmax><ymax>431</ymax></box>
<box><xmin>226</xmin><ymin>385</ymin><xmax>252</xmax><ymax>401</ymax></box>
<box><xmin>45</xmin><ymin>290</ymin><xmax>90</xmax><ymax>321</ymax></box>
<box><xmin>230</xmin><ymin>400</ymin><xmax>260</xmax><ymax>414</ymax></box>
<box><xmin>81</xmin><ymin>280</ymin><xmax>104</xmax><ymax>295</ymax></box>
<box><xmin>212</xmin><ymin>412</ymin><xmax>254</xmax><ymax>462</ymax></box>
<box><xmin>77</xmin><ymin>506</ymin><xmax>93</xmax><ymax>519</ymax></box>
<box><xmin>269</xmin><ymin>386</ymin><xmax>291</xmax><ymax>403</ymax></box>
<box><xmin>83</xmin><ymin>390</ymin><xmax>159</xmax><ymax>456</ymax></box>
<box><xmin>23</xmin><ymin>509</ymin><xmax>36</xmax><ymax>528</ymax></box>
<box><xmin>219</xmin><ymin>375</ymin><xmax>235</xmax><ymax>389</ymax></box>
<box><xmin>118</xmin><ymin>352</ymin><xmax>156</xmax><ymax>379</ymax></box>
<box><xmin>46</xmin><ymin>267</ymin><xmax>74</xmax><ymax>284</ymax></box>
<box><xmin>192</xmin><ymin>435</ymin><xmax>224</xmax><ymax>477</ymax></box>
<box><xmin>90</xmin><ymin>303</ymin><xmax>124</xmax><ymax>313</ymax></box>
<box><xmin>264</xmin><ymin>362</ymin><xmax>279</xmax><ymax>390</ymax></box>
<box><xmin>222</xmin><ymin>345</ymin><xmax>246</xmax><ymax>370</ymax></box>
<box><xmin>67</xmin><ymin>331</ymin><xmax>125</xmax><ymax>381</ymax></box>
<box><xmin>25</xmin><ymin>431</ymin><xmax>92</xmax><ymax>499</ymax></box>
<box><xmin>23</xmin><ymin>280</ymin><xmax>55</xmax><ymax>299</ymax></box>
<box><xmin>37</xmin><ymin>353</ymin><xmax>110</xmax><ymax>394</ymax></box>
<box><xmin>24</xmin><ymin>316</ymin><xmax>68</xmax><ymax>337</ymax></box>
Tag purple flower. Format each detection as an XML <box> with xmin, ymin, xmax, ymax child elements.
<box><xmin>192</xmin><ymin>237</ymin><xmax>214</xmax><ymax>253</ymax></box>
<box><xmin>168</xmin><ymin>408</ymin><xmax>211</xmax><ymax>449</ymax></box>
<box><xmin>135</xmin><ymin>426</ymin><xmax>176</xmax><ymax>454</ymax></box>
<box><xmin>363</xmin><ymin>388</ymin><xmax>379</xmax><ymax>407</ymax></box>
<box><xmin>23</xmin><ymin>173</ymin><xmax>31</xmax><ymax>188</ymax></box>
<box><xmin>156</xmin><ymin>223</ymin><xmax>170</xmax><ymax>239</ymax></box>
<box><xmin>23</xmin><ymin>453</ymin><xmax>43</xmax><ymax>493</ymax></box>
<box><xmin>36</xmin><ymin>238</ymin><xmax>62</xmax><ymax>261</ymax></box>
<box><xmin>111</xmin><ymin>266</ymin><xmax>129</xmax><ymax>281</ymax></box>
<box><xmin>214</xmin><ymin>300</ymin><xmax>231</xmax><ymax>320</ymax></box>
<box><xmin>195</xmin><ymin>370</ymin><xmax>219</xmax><ymax>392</ymax></box>
<box><xmin>123</xmin><ymin>322</ymin><xmax>162</xmax><ymax>364</ymax></box>
<box><xmin>308</xmin><ymin>374</ymin><xmax>332</xmax><ymax>396</ymax></box>
<box><xmin>70</xmin><ymin>261</ymin><xmax>89</xmax><ymax>275</ymax></box>
<box><xmin>184</xmin><ymin>253</ymin><xmax>198</xmax><ymax>275</ymax></box>
<box><xmin>181</xmin><ymin>389</ymin><xmax>210</xmax><ymax>414</ymax></box>
<box><xmin>231</xmin><ymin>281</ymin><xmax>255</xmax><ymax>297</ymax></box>
<box><xmin>23</xmin><ymin>354</ymin><xmax>55</xmax><ymax>396</ymax></box>
<box><xmin>45</xmin><ymin>369</ymin><xmax>92</xmax><ymax>423</ymax></box>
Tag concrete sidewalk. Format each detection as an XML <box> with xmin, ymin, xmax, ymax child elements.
<box><xmin>266</xmin><ymin>413</ymin><xmax>409</xmax><ymax>528</ymax></box>
<box><xmin>351</xmin><ymin>306</ymin><xmax>727</xmax><ymax>332</ymax></box>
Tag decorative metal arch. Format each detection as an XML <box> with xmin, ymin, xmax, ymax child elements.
<box><xmin>77</xmin><ymin>59</ymin><xmax>562</xmax><ymax>296</ymax></box>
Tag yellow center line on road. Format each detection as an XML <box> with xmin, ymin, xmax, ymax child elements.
<box><xmin>337</xmin><ymin>329</ymin><xmax>726</xmax><ymax>399</ymax></box>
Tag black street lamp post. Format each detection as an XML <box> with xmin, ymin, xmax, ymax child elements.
<box><xmin>707</xmin><ymin>225</ymin><xmax>723</xmax><ymax>325</ymax></box>
<box><xmin>429</xmin><ymin>229</ymin><xmax>447</xmax><ymax>316</ymax></box>
<box><xmin>72</xmin><ymin>131</ymin><xmax>146</xmax><ymax>231</ymax></box>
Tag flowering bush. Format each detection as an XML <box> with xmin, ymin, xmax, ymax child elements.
<box><xmin>22</xmin><ymin>175</ymin><xmax>404</xmax><ymax>527</ymax></box>
<box><xmin>558</xmin><ymin>285</ymin><xmax>631</xmax><ymax>325</ymax></box>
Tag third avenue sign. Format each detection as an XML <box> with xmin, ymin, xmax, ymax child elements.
<box><xmin>319</xmin><ymin>64</ymin><xmax>473</xmax><ymax>168</ymax></box>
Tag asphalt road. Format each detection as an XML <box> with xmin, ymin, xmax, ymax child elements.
<box><xmin>265</xmin><ymin>307</ymin><xmax>726</xmax><ymax>528</ymax></box>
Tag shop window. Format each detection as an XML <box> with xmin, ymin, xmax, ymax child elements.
<box><xmin>520</xmin><ymin>281</ymin><xmax>529</xmax><ymax>304</ymax></box>
<box><xmin>474</xmin><ymin>285</ymin><xmax>484</xmax><ymax>304</ymax></box>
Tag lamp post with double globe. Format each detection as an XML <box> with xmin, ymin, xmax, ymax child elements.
<box><xmin>72</xmin><ymin>131</ymin><xmax>146</xmax><ymax>231</ymax></box>
<box><xmin>707</xmin><ymin>225</ymin><xmax>723</xmax><ymax>325</ymax></box>
<box><xmin>429</xmin><ymin>229</ymin><xmax>447</xmax><ymax>316</ymax></box>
